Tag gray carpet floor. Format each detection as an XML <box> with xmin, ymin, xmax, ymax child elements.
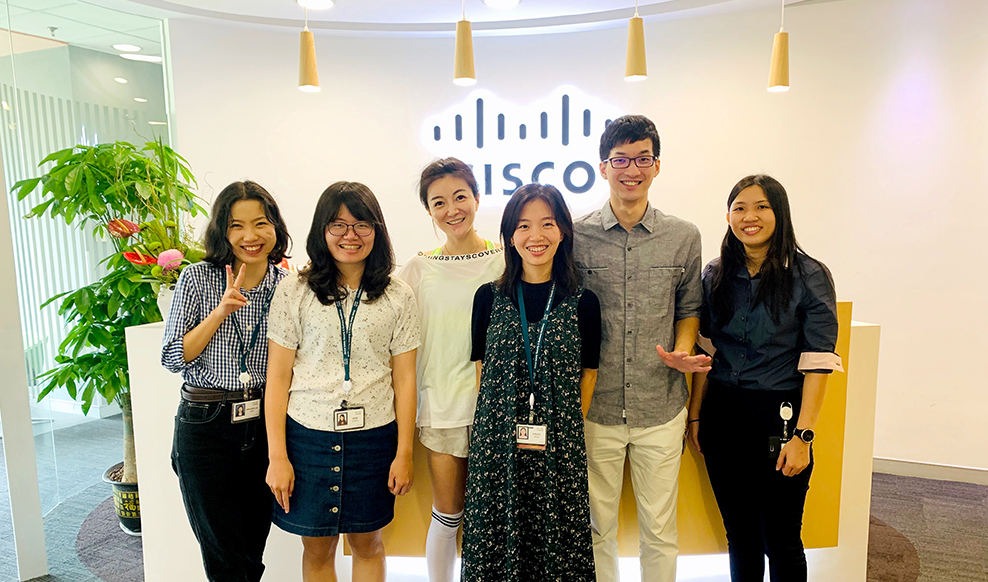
<box><xmin>1</xmin><ymin>416</ymin><xmax>987</xmax><ymax>581</ymax></box>
<box><xmin>869</xmin><ymin>473</ymin><xmax>988</xmax><ymax>582</ymax></box>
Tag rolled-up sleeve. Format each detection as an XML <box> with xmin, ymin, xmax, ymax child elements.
<box><xmin>161</xmin><ymin>267</ymin><xmax>201</xmax><ymax>373</ymax></box>
<box><xmin>675</xmin><ymin>226</ymin><xmax>703</xmax><ymax>321</ymax></box>
<box><xmin>798</xmin><ymin>262</ymin><xmax>844</xmax><ymax>374</ymax></box>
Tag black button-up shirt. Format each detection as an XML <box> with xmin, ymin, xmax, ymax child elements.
<box><xmin>700</xmin><ymin>254</ymin><xmax>842</xmax><ymax>392</ymax></box>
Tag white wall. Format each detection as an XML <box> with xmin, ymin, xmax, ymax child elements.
<box><xmin>166</xmin><ymin>0</ymin><xmax>988</xmax><ymax>470</ymax></box>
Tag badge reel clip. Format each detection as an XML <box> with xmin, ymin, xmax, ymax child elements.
<box><xmin>231</xmin><ymin>371</ymin><xmax>261</xmax><ymax>423</ymax></box>
<box><xmin>768</xmin><ymin>402</ymin><xmax>793</xmax><ymax>460</ymax></box>
<box><xmin>334</xmin><ymin>379</ymin><xmax>365</xmax><ymax>431</ymax></box>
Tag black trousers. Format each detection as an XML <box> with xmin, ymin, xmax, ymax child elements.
<box><xmin>698</xmin><ymin>381</ymin><xmax>813</xmax><ymax>582</ymax></box>
<box><xmin>171</xmin><ymin>398</ymin><xmax>272</xmax><ymax>582</ymax></box>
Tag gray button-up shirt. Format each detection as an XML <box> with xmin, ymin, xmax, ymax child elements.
<box><xmin>573</xmin><ymin>201</ymin><xmax>702</xmax><ymax>427</ymax></box>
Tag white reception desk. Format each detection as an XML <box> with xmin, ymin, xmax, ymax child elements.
<box><xmin>127</xmin><ymin>319</ymin><xmax>881</xmax><ymax>581</ymax></box>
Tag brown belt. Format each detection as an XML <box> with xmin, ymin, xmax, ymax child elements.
<box><xmin>181</xmin><ymin>384</ymin><xmax>263</xmax><ymax>403</ymax></box>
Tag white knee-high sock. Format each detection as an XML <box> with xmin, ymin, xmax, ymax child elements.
<box><xmin>426</xmin><ymin>507</ymin><xmax>463</xmax><ymax>582</ymax></box>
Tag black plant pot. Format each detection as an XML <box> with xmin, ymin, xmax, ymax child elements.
<box><xmin>102</xmin><ymin>462</ymin><xmax>141</xmax><ymax>536</ymax></box>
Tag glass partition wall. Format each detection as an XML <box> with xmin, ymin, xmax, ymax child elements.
<box><xmin>0</xmin><ymin>0</ymin><xmax>169</xmax><ymax>576</ymax></box>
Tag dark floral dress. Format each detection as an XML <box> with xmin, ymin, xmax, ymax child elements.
<box><xmin>462</xmin><ymin>286</ymin><xmax>594</xmax><ymax>582</ymax></box>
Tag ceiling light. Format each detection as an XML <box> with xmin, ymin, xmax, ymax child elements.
<box><xmin>148</xmin><ymin>121</ymin><xmax>167</xmax><ymax>125</ymax></box>
<box><xmin>120</xmin><ymin>54</ymin><xmax>162</xmax><ymax>63</ymax></box>
<box><xmin>114</xmin><ymin>77</ymin><xmax>128</xmax><ymax>84</ymax></box>
<box><xmin>113</xmin><ymin>43</ymin><xmax>141</xmax><ymax>52</ymax></box>
<box><xmin>768</xmin><ymin>0</ymin><xmax>789</xmax><ymax>92</ymax></box>
<box><xmin>296</xmin><ymin>0</ymin><xmax>334</xmax><ymax>8</ymax></box>
<box><xmin>484</xmin><ymin>0</ymin><xmax>520</xmax><ymax>8</ymax></box>
<box><xmin>453</xmin><ymin>0</ymin><xmax>476</xmax><ymax>86</ymax></box>
<box><xmin>134</xmin><ymin>97</ymin><xmax>148</xmax><ymax>103</ymax></box>
<box><xmin>2</xmin><ymin>101</ymin><xmax>8</xmax><ymax>110</ymax></box>
<box><xmin>625</xmin><ymin>1</ymin><xmax>646</xmax><ymax>81</ymax></box>
<box><xmin>299</xmin><ymin>8</ymin><xmax>320</xmax><ymax>92</ymax></box>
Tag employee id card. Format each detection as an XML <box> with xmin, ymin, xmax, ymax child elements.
<box><xmin>231</xmin><ymin>399</ymin><xmax>261</xmax><ymax>423</ymax></box>
<box><xmin>516</xmin><ymin>424</ymin><xmax>547</xmax><ymax>450</ymax></box>
<box><xmin>333</xmin><ymin>407</ymin><xmax>365</xmax><ymax>431</ymax></box>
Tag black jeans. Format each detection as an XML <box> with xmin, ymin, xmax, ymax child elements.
<box><xmin>698</xmin><ymin>381</ymin><xmax>813</xmax><ymax>582</ymax></box>
<box><xmin>171</xmin><ymin>398</ymin><xmax>272</xmax><ymax>582</ymax></box>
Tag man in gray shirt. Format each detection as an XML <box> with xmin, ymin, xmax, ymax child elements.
<box><xmin>573</xmin><ymin>115</ymin><xmax>711</xmax><ymax>582</ymax></box>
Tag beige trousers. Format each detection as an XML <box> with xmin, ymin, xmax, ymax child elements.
<box><xmin>584</xmin><ymin>407</ymin><xmax>687</xmax><ymax>582</ymax></box>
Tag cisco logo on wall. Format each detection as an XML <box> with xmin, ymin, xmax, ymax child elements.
<box><xmin>421</xmin><ymin>87</ymin><xmax>623</xmax><ymax>209</ymax></box>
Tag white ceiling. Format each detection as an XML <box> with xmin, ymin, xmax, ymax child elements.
<box><xmin>3</xmin><ymin>0</ymin><xmax>162</xmax><ymax>56</ymax></box>
<box><xmin>0</xmin><ymin>0</ymin><xmax>832</xmax><ymax>57</ymax></box>
<box><xmin>90</xmin><ymin>0</ymin><xmax>822</xmax><ymax>35</ymax></box>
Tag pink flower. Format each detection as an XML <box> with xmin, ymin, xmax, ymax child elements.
<box><xmin>157</xmin><ymin>249</ymin><xmax>185</xmax><ymax>270</ymax></box>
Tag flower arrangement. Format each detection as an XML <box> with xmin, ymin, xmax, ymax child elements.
<box><xmin>112</xmin><ymin>216</ymin><xmax>203</xmax><ymax>289</ymax></box>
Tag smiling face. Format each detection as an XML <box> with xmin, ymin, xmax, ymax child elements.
<box><xmin>426</xmin><ymin>175</ymin><xmax>479</xmax><ymax>240</ymax></box>
<box><xmin>600</xmin><ymin>138</ymin><xmax>660</xmax><ymax>206</ymax></box>
<box><xmin>325</xmin><ymin>204</ymin><xmax>375</xmax><ymax>268</ymax></box>
<box><xmin>728</xmin><ymin>185</ymin><xmax>777</xmax><ymax>254</ymax></box>
<box><xmin>227</xmin><ymin>199</ymin><xmax>276</xmax><ymax>270</ymax></box>
<box><xmin>510</xmin><ymin>198</ymin><xmax>562</xmax><ymax>282</ymax></box>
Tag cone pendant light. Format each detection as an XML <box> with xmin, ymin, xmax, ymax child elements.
<box><xmin>454</xmin><ymin>0</ymin><xmax>476</xmax><ymax>86</ymax></box>
<box><xmin>768</xmin><ymin>0</ymin><xmax>789</xmax><ymax>92</ymax></box>
<box><xmin>625</xmin><ymin>0</ymin><xmax>646</xmax><ymax>81</ymax></box>
<box><xmin>299</xmin><ymin>7</ymin><xmax>320</xmax><ymax>92</ymax></box>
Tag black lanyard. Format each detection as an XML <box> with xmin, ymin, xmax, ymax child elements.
<box><xmin>335</xmin><ymin>286</ymin><xmax>364</xmax><ymax>391</ymax></box>
<box><xmin>517</xmin><ymin>281</ymin><xmax>556</xmax><ymax>389</ymax></box>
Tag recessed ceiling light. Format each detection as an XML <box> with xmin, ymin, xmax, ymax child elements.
<box><xmin>148</xmin><ymin>121</ymin><xmax>167</xmax><ymax>125</ymax></box>
<box><xmin>120</xmin><ymin>54</ymin><xmax>162</xmax><ymax>63</ymax></box>
<box><xmin>296</xmin><ymin>0</ymin><xmax>334</xmax><ymax>8</ymax></box>
<box><xmin>114</xmin><ymin>77</ymin><xmax>128</xmax><ymax>84</ymax></box>
<box><xmin>484</xmin><ymin>0</ymin><xmax>520</xmax><ymax>8</ymax></box>
<box><xmin>134</xmin><ymin>97</ymin><xmax>148</xmax><ymax>103</ymax></box>
<box><xmin>113</xmin><ymin>44</ymin><xmax>141</xmax><ymax>52</ymax></box>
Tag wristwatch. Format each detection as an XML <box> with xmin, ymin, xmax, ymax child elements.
<box><xmin>793</xmin><ymin>428</ymin><xmax>815</xmax><ymax>444</ymax></box>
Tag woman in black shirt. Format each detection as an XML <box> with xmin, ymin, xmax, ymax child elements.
<box><xmin>687</xmin><ymin>175</ymin><xmax>843</xmax><ymax>582</ymax></box>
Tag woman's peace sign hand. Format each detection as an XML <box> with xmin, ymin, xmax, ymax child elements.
<box><xmin>216</xmin><ymin>264</ymin><xmax>249</xmax><ymax>318</ymax></box>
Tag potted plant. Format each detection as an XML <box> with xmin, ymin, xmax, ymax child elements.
<box><xmin>12</xmin><ymin>138</ymin><xmax>206</xmax><ymax>534</ymax></box>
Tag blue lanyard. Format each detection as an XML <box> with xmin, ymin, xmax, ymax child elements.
<box><xmin>231</xmin><ymin>279</ymin><xmax>276</xmax><ymax>381</ymax></box>
<box><xmin>336</xmin><ymin>286</ymin><xmax>364</xmax><ymax>385</ymax></box>
<box><xmin>517</xmin><ymin>281</ymin><xmax>556</xmax><ymax>388</ymax></box>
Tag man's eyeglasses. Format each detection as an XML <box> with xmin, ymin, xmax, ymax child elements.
<box><xmin>604</xmin><ymin>156</ymin><xmax>658</xmax><ymax>169</ymax></box>
<box><xmin>327</xmin><ymin>221</ymin><xmax>374</xmax><ymax>236</ymax></box>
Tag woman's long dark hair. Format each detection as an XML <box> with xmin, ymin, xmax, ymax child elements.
<box><xmin>203</xmin><ymin>180</ymin><xmax>291</xmax><ymax>267</ymax></box>
<box><xmin>496</xmin><ymin>183</ymin><xmax>579</xmax><ymax>298</ymax></box>
<box><xmin>711</xmin><ymin>174</ymin><xmax>814</xmax><ymax>324</ymax></box>
<box><xmin>300</xmin><ymin>181</ymin><xmax>395</xmax><ymax>305</ymax></box>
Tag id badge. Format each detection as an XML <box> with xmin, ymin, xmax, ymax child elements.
<box><xmin>334</xmin><ymin>407</ymin><xmax>365</xmax><ymax>431</ymax></box>
<box><xmin>231</xmin><ymin>399</ymin><xmax>261</xmax><ymax>423</ymax></box>
<box><xmin>516</xmin><ymin>424</ymin><xmax>547</xmax><ymax>450</ymax></box>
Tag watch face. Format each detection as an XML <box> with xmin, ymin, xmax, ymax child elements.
<box><xmin>800</xmin><ymin>429</ymin><xmax>815</xmax><ymax>443</ymax></box>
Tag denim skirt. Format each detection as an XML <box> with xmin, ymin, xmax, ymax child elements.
<box><xmin>272</xmin><ymin>416</ymin><xmax>398</xmax><ymax>537</ymax></box>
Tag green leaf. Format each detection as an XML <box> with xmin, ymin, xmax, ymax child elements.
<box><xmin>65</xmin><ymin>166</ymin><xmax>83</xmax><ymax>197</ymax></box>
<box><xmin>39</xmin><ymin>147</ymin><xmax>74</xmax><ymax>166</ymax></box>
<box><xmin>117</xmin><ymin>278</ymin><xmax>132</xmax><ymax>298</ymax></box>
<box><xmin>12</xmin><ymin>177</ymin><xmax>42</xmax><ymax>200</ymax></box>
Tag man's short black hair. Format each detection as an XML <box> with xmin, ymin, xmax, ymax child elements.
<box><xmin>599</xmin><ymin>114</ymin><xmax>661</xmax><ymax>161</ymax></box>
